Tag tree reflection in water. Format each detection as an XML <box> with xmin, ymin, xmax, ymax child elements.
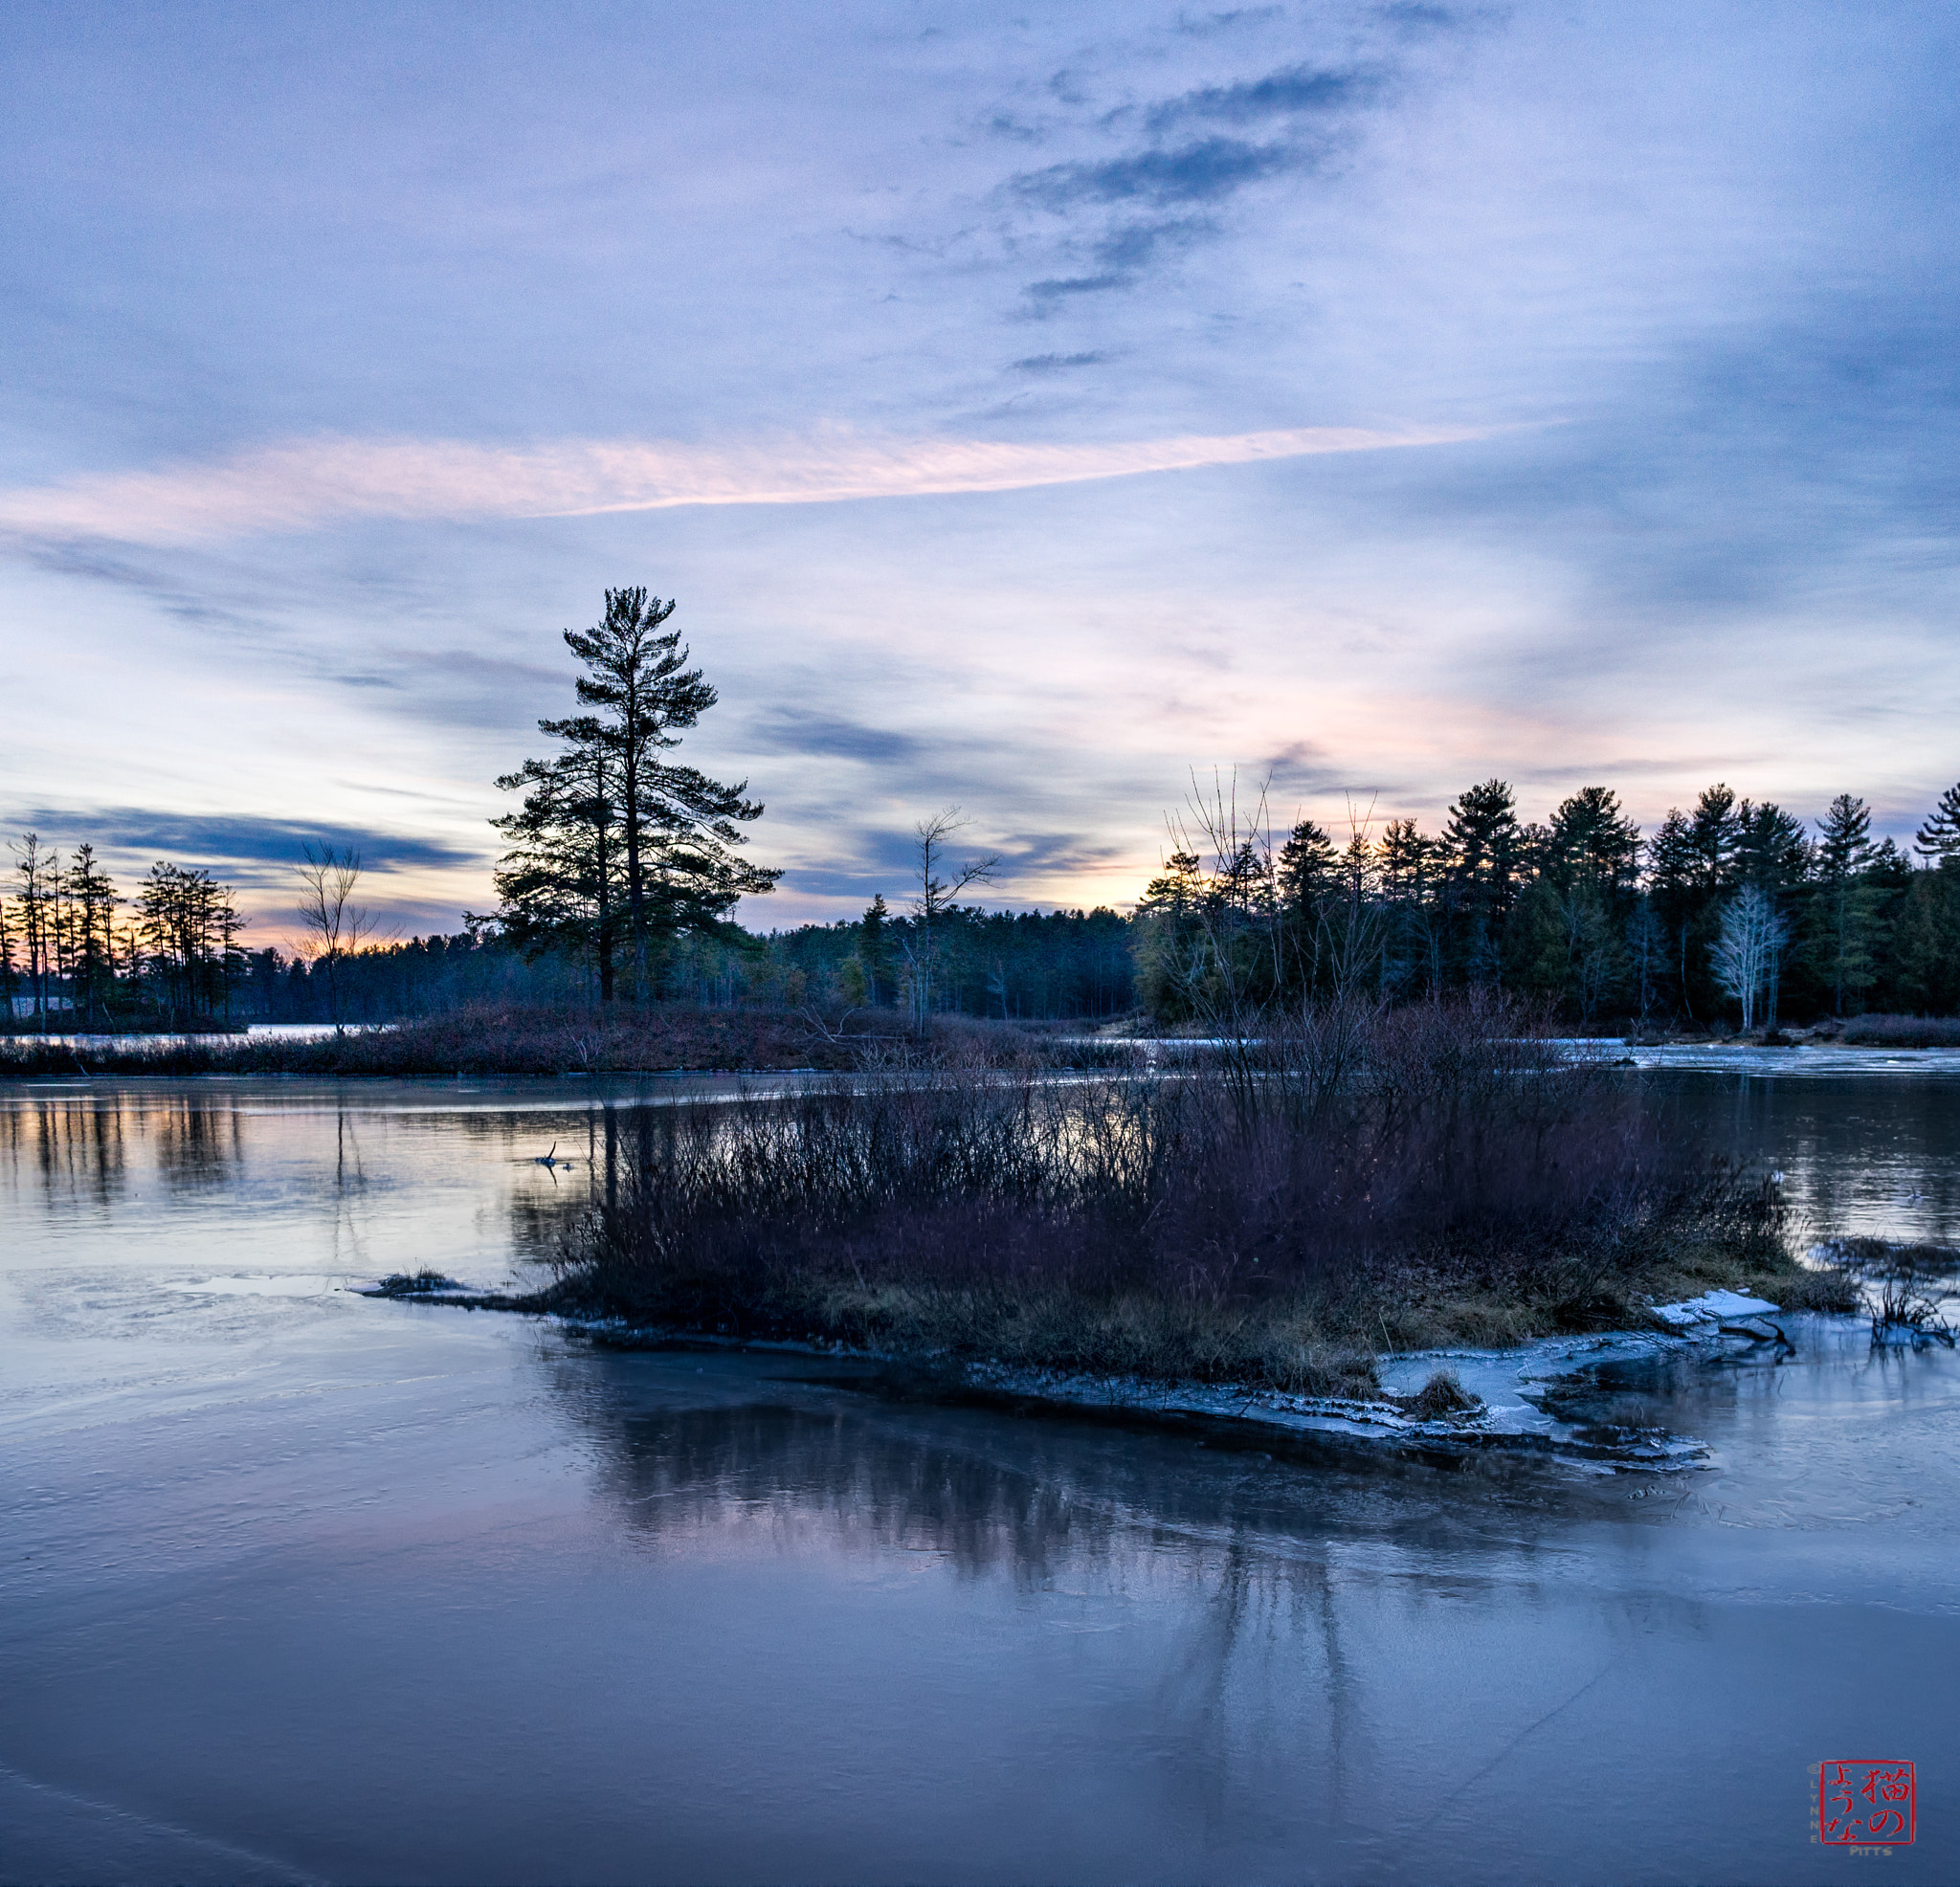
<box><xmin>545</xmin><ymin>1342</ymin><xmax>1624</xmax><ymax>1852</ymax></box>
<box><xmin>1</xmin><ymin>1088</ymin><xmax>248</xmax><ymax>1207</ymax></box>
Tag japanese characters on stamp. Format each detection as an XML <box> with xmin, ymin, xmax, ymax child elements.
<box><xmin>1816</xmin><ymin>1760</ymin><xmax>1915</xmax><ymax>1847</ymax></box>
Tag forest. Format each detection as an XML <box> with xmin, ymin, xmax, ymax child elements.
<box><xmin>1127</xmin><ymin>777</ymin><xmax>1960</xmax><ymax>1030</ymax></box>
<box><xmin>6</xmin><ymin>583</ymin><xmax>1958</xmax><ymax>1032</ymax></box>
<box><xmin>6</xmin><ymin>775</ymin><xmax>1958</xmax><ymax>1033</ymax></box>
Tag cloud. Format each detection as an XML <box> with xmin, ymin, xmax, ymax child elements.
<box><xmin>752</xmin><ymin>708</ymin><xmax>924</xmax><ymax>766</ymax></box>
<box><xmin>1258</xmin><ymin>741</ymin><xmax>1379</xmax><ymax>801</ymax></box>
<box><xmin>1013</xmin><ymin>136</ymin><xmax>1312</xmax><ymax>211</ymax></box>
<box><xmin>0</xmin><ymin>421</ymin><xmax>1503</xmax><ymax>546</ymax></box>
<box><xmin>1143</xmin><ymin>63</ymin><xmax>1384</xmax><ymax>133</ymax></box>
<box><xmin>1022</xmin><ymin>274</ymin><xmax>1130</xmax><ymax>304</ymax></box>
<box><xmin>1173</xmin><ymin>8</ymin><xmax>1285</xmax><ymax>37</ymax></box>
<box><xmin>1375</xmin><ymin>3</ymin><xmax>1467</xmax><ymax>38</ymax></box>
<box><xmin>11</xmin><ymin>809</ymin><xmax>479</xmax><ymax>873</ymax></box>
<box><xmin>1010</xmin><ymin>351</ymin><xmax>1109</xmax><ymax>373</ymax></box>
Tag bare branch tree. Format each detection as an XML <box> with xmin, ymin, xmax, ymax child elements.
<box><xmin>902</xmin><ymin>807</ymin><xmax>998</xmax><ymax>1032</ymax></box>
<box><xmin>296</xmin><ymin>845</ymin><xmax>379</xmax><ymax>1030</ymax></box>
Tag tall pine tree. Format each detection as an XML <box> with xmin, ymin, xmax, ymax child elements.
<box><xmin>490</xmin><ymin>588</ymin><xmax>779</xmax><ymax>999</ymax></box>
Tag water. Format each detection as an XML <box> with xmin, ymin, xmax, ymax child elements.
<box><xmin>1626</xmin><ymin>1051</ymin><xmax>1960</xmax><ymax>1250</ymax></box>
<box><xmin>2</xmin><ymin>1070</ymin><xmax>1957</xmax><ymax>1885</ymax></box>
<box><xmin>8</xmin><ymin>1022</ymin><xmax>368</xmax><ymax>1053</ymax></box>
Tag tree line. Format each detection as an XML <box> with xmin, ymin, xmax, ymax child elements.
<box><xmin>1133</xmin><ymin>776</ymin><xmax>1960</xmax><ymax>1027</ymax></box>
<box><xmin>14</xmin><ymin>573</ymin><xmax>1959</xmax><ymax>1034</ymax></box>
<box><xmin>2</xmin><ymin>835</ymin><xmax>250</xmax><ymax>1029</ymax></box>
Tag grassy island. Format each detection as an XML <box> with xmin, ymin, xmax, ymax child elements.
<box><xmin>508</xmin><ymin>1001</ymin><xmax>1847</xmax><ymax>1397</ymax></box>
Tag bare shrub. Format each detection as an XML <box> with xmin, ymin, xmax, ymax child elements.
<box><xmin>1405</xmin><ymin>1372</ymin><xmax>1481</xmax><ymax>1421</ymax></box>
<box><xmin>549</xmin><ymin>999</ymin><xmax>1793</xmax><ymax>1388</ymax></box>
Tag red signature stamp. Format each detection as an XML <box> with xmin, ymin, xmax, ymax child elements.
<box><xmin>1818</xmin><ymin>1760</ymin><xmax>1915</xmax><ymax>1846</ymax></box>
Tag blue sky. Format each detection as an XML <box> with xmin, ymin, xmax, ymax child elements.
<box><xmin>3</xmin><ymin>0</ymin><xmax>1956</xmax><ymax>940</ymax></box>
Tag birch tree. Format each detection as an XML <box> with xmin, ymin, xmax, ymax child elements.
<box><xmin>1710</xmin><ymin>884</ymin><xmax>1789</xmax><ymax>1031</ymax></box>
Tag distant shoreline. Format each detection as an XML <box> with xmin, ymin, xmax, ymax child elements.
<box><xmin>2</xmin><ymin>1003</ymin><xmax>1956</xmax><ymax>1077</ymax></box>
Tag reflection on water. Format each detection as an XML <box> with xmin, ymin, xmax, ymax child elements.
<box><xmin>1</xmin><ymin>1070</ymin><xmax>1957</xmax><ymax>1884</ymax></box>
<box><xmin>5</xmin><ymin>1064</ymin><xmax>1955</xmax><ymax>1274</ymax></box>
<box><xmin>1642</xmin><ymin>1068</ymin><xmax>1960</xmax><ymax>1247</ymax></box>
<box><xmin>0</xmin><ymin>1079</ymin><xmax>638</xmax><ymax>1286</ymax></box>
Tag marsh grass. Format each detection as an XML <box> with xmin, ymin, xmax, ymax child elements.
<box><xmin>371</xmin><ymin>1270</ymin><xmax>464</xmax><ymax>1297</ymax></box>
<box><xmin>1773</xmin><ymin>1264</ymin><xmax>1863</xmax><ymax>1314</ymax></box>
<box><xmin>1405</xmin><ymin>1371</ymin><xmax>1482</xmax><ymax>1421</ymax></box>
<box><xmin>1836</xmin><ymin>1014</ymin><xmax>1960</xmax><ymax>1048</ymax></box>
<box><xmin>546</xmin><ymin>998</ymin><xmax>1802</xmax><ymax>1392</ymax></box>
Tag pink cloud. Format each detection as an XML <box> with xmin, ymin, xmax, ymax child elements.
<box><xmin>0</xmin><ymin>422</ymin><xmax>1499</xmax><ymax>544</ymax></box>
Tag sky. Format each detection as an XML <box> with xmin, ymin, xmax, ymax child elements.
<box><xmin>3</xmin><ymin>0</ymin><xmax>1957</xmax><ymax>944</ymax></box>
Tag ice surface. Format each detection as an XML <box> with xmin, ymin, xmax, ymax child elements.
<box><xmin>1649</xmin><ymin>1289</ymin><xmax>1782</xmax><ymax>1327</ymax></box>
<box><xmin>161</xmin><ymin>1274</ymin><xmax>349</xmax><ymax>1298</ymax></box>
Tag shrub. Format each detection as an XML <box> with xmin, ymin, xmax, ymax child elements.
<box><xmin>547</xmin><ymin>999</ymin><xmax>1794</xmax><ymax>1388</ymax></box>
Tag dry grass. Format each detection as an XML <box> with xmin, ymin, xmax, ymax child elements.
<box><xmin>1405</xmin><ymin>1371</ymin><xmax>1481</xmax><ymax>1420</ymax></box>
<box><xmin>1774</xmin><ymin>1266</ymin><xmax>1864</xmax><ymax>1313</ymax></box>
<box><xmin>1837</xmin><ymin>1014</ymin><xmax>1960</xmax><ymax>1048</ymax></box>
<box><xmin>0</xmin><ymin>1004</ymin><xmax>1115</xmax><ymax>1077</ymax></box>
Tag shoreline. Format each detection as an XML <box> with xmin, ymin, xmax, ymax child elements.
<box><xmin>358</xmin><ymin>1276</ymin><xmax>1833</xmax><ymax>1473</ymax></box>
<box><xmin>9</xmin><ymin>1036</ymin><xmax>1960</xmax><ymax>1083</ymax></box>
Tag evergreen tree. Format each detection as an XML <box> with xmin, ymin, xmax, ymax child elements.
<box><xmin>1914</xmin><ymin>780</ymin><xmax>1960</xmax><ymax>863</ymax></box>
<box><xmin>488</xmin><ymin>730</ymin><xmax>620</xmax><ymax>994</ymax></box>
<box><xmin>1685</xmin><ymin>784</ymin><xmax>1743</xmax><ymax>888</ymax></box>
<box><xmin>1646</xmin><ymin>788</ymin><xmax>1744</xmax><ymax>1020</ymax></box>
<box><xmin>1133</xmin><ymin>849</ymin><xmax>1214</xmax><ymax>1021</ymax></box>
<box><xmin>0</xmin><ymin>885</ymin><xmax>14</xmax><ymax>1018</ymax></box>
<box><xmin>1377</xmin><ymin>818</ymin><xmax>1442</xmax><ymax>997</ymax></box>
<box><xmin>138</xmin><ymin>861</ymin><xmax>240</xmax><ymax>1023</ymax></box>
<box><xmin>1806</xmin><ymin>794</ymin><xmax>1876</xmax><ymax>1014</ymax></box>
<box><xmin>1440</xmin><ymin>779</ymin><xmax>1522</xmax><ymax>986</ymax></box>
<box><xmin>11</xmin><ymin>834</ymin><xmax>56</xmax><ymax>1030</ymax></box>
<box><xmin>1545</xmin><ymin>787</ymin><xmax>1642</xmax><ymax>903</ymax></box>
<box><xmin>1269</xmin><ymin>819</ymin><xmax>1331</xmax><ymax>993</ymax></box>
<box><xmin>1508</xmin><ymin>787</ymin><xmax>1641</xmax><ymax>1018</ymax></box>
<box><xmin>1890</xmin><ymin>864</ymin><xmax>1960</xmax><ymax>1013</ymax></box>
<box><xmin>858</xmin><ymin>893</ymin><xmax>892</xmax><ymax>1006</ymax></box>
<box><xmin>64</xmin><ymin>844</ymin><xmax>120</xmax><ymax>1027</ymax></box>
<box><xmin>1736</xmin><ymin>800</ymin><xmax>1811</xmax><ymax>896</ymax></box>
<box><xmin>490</xmin><ymin>588</ymin><xmax>779</xmax><ymax>999</ymax></box>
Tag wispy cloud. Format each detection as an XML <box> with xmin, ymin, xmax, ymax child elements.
<box><xmin>1010</xmin><ymin>351</ymin><xmax>1110</xmax><ymax>373</ymax></box>
<box><xmin>1013</xmin><ymin>136</ymin><xmax>1311</xmax><ymax>211</ymax></box>
<box><xmin>751</xmin><ymin>707</ymin><xmax>924</xmax><ymax>766</ymax></box>
<box><xmin>1142</xmin><ymin>62</ymin><xmax>1384</xmax><ymax>133</ymax></box>
<box><xmin>0</xmin><ymin>422</ymin><xmax>1503</xmax><ymax>546</ymax></box>
<box><xmin>15</xmin><ymin>808</ymin><xmax>479</xmax><ymax>873</ymax></box>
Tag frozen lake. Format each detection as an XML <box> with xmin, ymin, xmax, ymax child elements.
<box><xmin>2</xmin><ymin>1066</ymin><xmax>1956</xmax><ymax>1884</ymax></box>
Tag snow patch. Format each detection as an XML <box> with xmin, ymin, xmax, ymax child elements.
<box><xmin>972</xmin><ymin>1326</ymin><xmax>1713</xmax><ymax>1469</ymax></box>
<box><xmin>1649</xmin><ymin>1289</ymin><xmax>1781</xmax><ymax>1327</ymax></box>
